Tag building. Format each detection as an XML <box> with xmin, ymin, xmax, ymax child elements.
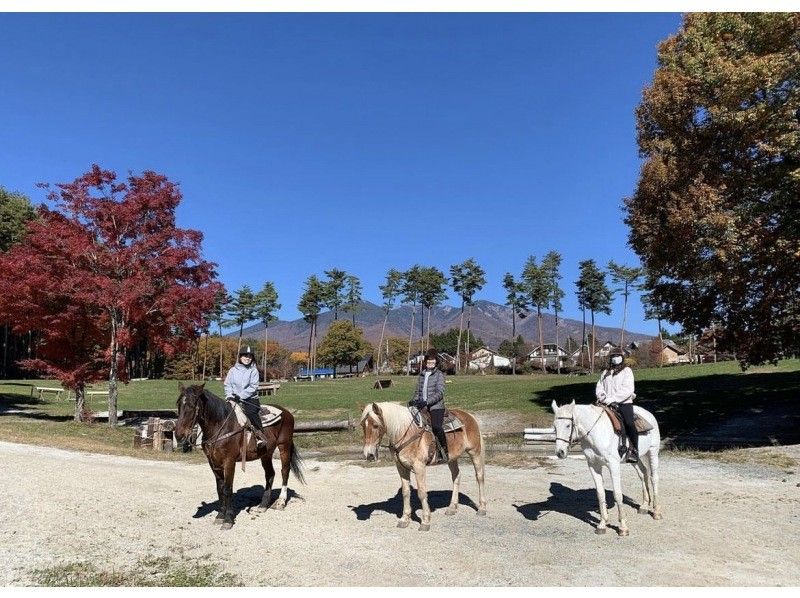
<box><xmin>467</xmin><ymin>347</ymin><xmax>511</xmax><ymax>371</ymax></box>
<box><xmin>527</xmin><ymin>344</ymin><xmax>571</xmax><ymax>368</ymax></box>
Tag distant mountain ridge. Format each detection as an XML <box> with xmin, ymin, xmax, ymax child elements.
<box><xmin>233</xmin><ymin>300</ymin><xmax>655</xmax><ymax>353</ymax></box>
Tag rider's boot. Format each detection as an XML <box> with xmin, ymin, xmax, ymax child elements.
<box><xmin>434</xmin><ymin>428</ymin><xmax>449</xmax><ymax>464</ymax></box>
<box><xmin>625</xmin><ymin>444</ymin><xmax>639</xmax><ymax>463</ymax></box>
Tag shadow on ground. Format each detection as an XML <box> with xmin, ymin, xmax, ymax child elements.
<box><xmin>514</xmin><ymin>481</ymin><xmax>639</xmax><ymax>528</ymax></box>
<box><xmin>529</xmin><ymin>370</ymin><xmax>800</xmax><ymax>449</ymax></box>
<box><xmin>192</xmin><ymin>484</ymin><xmax>303</xmax><ymax>522</ymax></box>
<box><xmin>0</xmin><ymin>390</ymin><xmax>73</xmax><ymax>422</ymax></box>
<box><xmin>349</xmin><ymin>488</ymin><xmax>479</xmax><ymax>523</ymax></box>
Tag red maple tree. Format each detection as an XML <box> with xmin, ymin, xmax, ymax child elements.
<box><xmin>0</xmin><ymin>165</ymin><xmax>222</xmax><ymax>423</ymax></box>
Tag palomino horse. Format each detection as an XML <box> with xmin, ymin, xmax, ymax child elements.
<box><xmin>551</xmin><ymin>400</ymin><xmax>662</xmax><ymax>536</ymax></box>
<box><xmin>361</xmin><ymin>402</ymin><xmax>487</xmax><ymax>531</ymax></box>
<box><xmin>174</xmin><ymin>383</ymin><xmax>305</xmax><ymax>529</ymax></box>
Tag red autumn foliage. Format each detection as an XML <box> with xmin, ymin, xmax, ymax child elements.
<box><xmin>0</xmin><ymin>165</ymin><xmax>222</xmax><ymax>422</ymax></box>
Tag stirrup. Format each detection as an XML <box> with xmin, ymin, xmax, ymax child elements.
<box><xmin>625</xmin><ymin>449</ymin><xmax>639</xmax><ymax>463</ymax></box>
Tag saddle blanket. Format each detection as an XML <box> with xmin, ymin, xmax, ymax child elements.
<box><xmin>259</xmin><ymin>404</ymin><xmax>283</xmax><ymax>427</ymax></box>
<box><xmin>408</xmin><ymin>405</ymin><xmax>463</xmax><ymax>432</ymax></box>
<box><xmin>599</xmin><ymin>404</ymin><xmax>653</xmax><ymax>436</ymax></box>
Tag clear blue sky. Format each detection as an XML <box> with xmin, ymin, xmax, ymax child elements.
<box><xmin>0</xmin><ymin>13</ymin><xmax>683</xmax><ymax>336</ymax></box>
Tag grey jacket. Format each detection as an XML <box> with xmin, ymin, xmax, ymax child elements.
<box><xmin>413</xmin><ymin>368</ymin><xmax>445</xmax><ymax>411</ymax></box>
<box><xmin>224</xmin><ymin>362</ymin><xmax>260</xmax><ymax>401</ymax></box>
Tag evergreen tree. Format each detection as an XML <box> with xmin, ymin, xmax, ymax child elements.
<box><xmin>502</xmin><ymin>272</ymin><xmax>529</xmax><ymax>375</ymax></box>
<box><xmin>376</xmin><ymin>268</ymin><xmax>403</xmax><ymax>374</ymax></box>
<box><xmin>298</xmin><ymin>275</ymin><xmax>325</xmax><ymax>377</ymax></box>
<box><xmin>543</xmin><ymin>251</ymin><xmax>565</xmax><ymax>373</ymax></box>
<box><xmin>450</xmin><ymin>258</ymin><xmax>485</xmax><ymax>372</ymax></box>
<box><xmin>576</xmin><ymin>259</ymin><xmax>612</xmax><ymax>373</ymax></box>
<box><xmin>322</xmin><ymin>268</ymin><xmax>347</xmax><ymax>320</ymax></box>
<box><xmin>255</xmin><ymin>281</ymin><xmax>281</xmax><ymax>375</ymax></box>
<box><xmin>522</xmin><ymin>255</ymin><xmax>551</xmax><ymax>374</ymax></box>
<box><xmin>607</xmin><ymin>261</ymin><xmax>643</xmax><ymax>346</ymax></box>
<box><xmin>343</xmin><ymin>274</ymin><xmax>363</xmax><ymax>326</ymax></box>
<box><xmin>417</xmin><ymin>266</ymin><xmax>448</xmax><ymax>352</ymax></box>
<box><xmin>229</xmin><ymin>285</ymin><xmax>258</xmax><ymax>353</ymax></box>
<box><xmin>401</xmin><ymin>265</ymin><xmax>423</xmax><ymax>375</ymax></box>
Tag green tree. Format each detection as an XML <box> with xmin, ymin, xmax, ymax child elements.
<box><xmin>543</xmin><ymin>251</ymin><xmax>565</xmax><ymax>374</ymax></box>
<box><xmin>502</xmin><ymin>272</ymin><xmax>529</xmax><ymax>374</ymax></box>
<box><xmin>254</xmin><ymin>281</ymin><xmax>281</xmax><ymax>375</ymax></box>
<box><xmin>298</xmin><ymin>275</ymin><xmax>325</xmax><ymax>377</ymax></box>
<box><xmin>522</xmin><ymin>255</ymin><xmax>552</xmax><ymax>374</ymax></box>
<box><xmin>317</xmin><ymin>320</ymin><xmax>371</xmax><ymax>378</ymax></box>
<box><xmin>417</xmin><ymin>266</ymin><xmax>448</xmax><ymax>352</ymax></box>
<box><xmin>209</xmin><ymin>289</ymin><xmax>231</xmax><ymax>376</ymax></box>
<box><xmin>322</xmin><ymin>268</ymin><xmax>347</xmax><ymax>320</ymax></box>
<box><xmin>376</xmin><ymin>268</ymin><xmax>403</xmax><ymax>374</ymax></box>
<box><xmin>430</xmin><ymin>328</ymin><xmax>485</xmax><ymax>356</ymax></box>
<box><xmin>449</xmin><ymin>258</ymin><xmax>486</xmax><ymax>372</ymax></box>
<box><xmin>401</xmin><ymin>265</ymin><xmax>423</xmax><ymax>375</ymax></box>
<box><xmin>576</xmin><ymin>259</ymin><xmax>612</xmax><ymax>373</ymax></box>
<box><xmin>343</xmin><ymin>274</ymin><xmax>363</xmax><ymax>326</ymax></box>
<box><xmin>498</xmin><ymin>335</ymin><xmax>531</xmax><ymax>366</ymax></box>
<box><xmin>607</xmin><ymin>261</ymin><xmax>643</xmax><ymax>346</ymax></box>
<box><xmin>625</xmin><ymin>13</ymin><xmax>800</xmax><ymax>367</ymax></box>
<box><xmin>228</xmin><ymin>285</ymin><xmax>258</xmax><ymax>353</ymax></box>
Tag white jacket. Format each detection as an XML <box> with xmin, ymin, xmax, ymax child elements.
<box><xmin>595</xmin><ymin>367</ymin><xmax>635</xmax><ymax>405</ymax></box>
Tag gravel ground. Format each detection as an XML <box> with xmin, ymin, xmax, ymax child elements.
<box><xmin>1</xmin><ymin>440</ymin><xmax>799</xmax><ymax>586</ymax></box>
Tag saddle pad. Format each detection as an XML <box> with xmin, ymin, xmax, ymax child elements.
<box><xmin>408</xmin><ymin>406</ymin><xmax>463</xmax><ymax>432</ymax></box>
<box><xmin>600</xmin><ymin>405</ymin><xmax>653</xmax><ymax>435</ymax></box>
<box><xmin>259</xmin><ymin>404</ymin><xmax>283</xmax><ymax>427</ymax></box>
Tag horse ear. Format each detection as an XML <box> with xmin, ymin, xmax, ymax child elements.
<box><xmin>371</xmin><ymin>402</ymin><xmax>382</xmax><ymax>416</ymax></box>
<box><xmin>570</xmin><ymin>399</ymin><xmax>576</xmax><ymax>406</ymax></box>
<box><xmin>551</xmin><ymin>399</ymin><xmax>559</xmax><ymax>413</ymax></box>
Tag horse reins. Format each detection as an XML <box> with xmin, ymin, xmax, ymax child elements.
<box><xmin>182</xmin><ymin>392</ymin><xmax>243</xmax><ymax>448</ymax></box>
<box><xmin>555</xmin><ymin>408</ymin><xmax>605</xmax><ymax>447</ymax></box>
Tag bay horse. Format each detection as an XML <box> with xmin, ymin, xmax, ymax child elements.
<box><xmin>551</xmin><ymin>400</ymin><xmax>662</xmax><ymax>536</ymax></box>
<box><xmin>174</xmin><ymin>383</ymin><xmax>305</xmax><ymax>530</ymax></box>
<box><xmin>360</xmin><ymin>402</ymin><xmax>487</xmax><ymax>531</ymax></box>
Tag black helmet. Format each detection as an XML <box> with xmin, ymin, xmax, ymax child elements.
<box><xmin>608</xmin><ymin>347</ymin><xmax>625</xmax><ymax>368</ymax></box>
<box><xmin>239</xmin><ymin>345</ymin><xmax>255</xmax><ymax>359</ymax></box>
<box><xmin>424</xmin><ymin>349</ymin><xmax>439</xmax><ymax>367</ymax></box>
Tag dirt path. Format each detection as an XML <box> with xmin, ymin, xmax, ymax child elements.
<box><xmin>1</xmin><ymin>440</ymin><xmax>799</xmax><ymax>586</ymax></box>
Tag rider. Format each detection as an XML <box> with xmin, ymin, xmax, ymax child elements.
<box><xmin>224</xmin><ymin>345</ymin><xmax>266</xmax><ymax>447</ymax></box>
<box><xmin>408</xmin><ymin>348</ymin><xmax>448</xmax><ymax>464</ymax></box>
<box><xmin>595</xmin><ymin>346</ymin><xmax>639</xmax><ymax>463</ymax></box>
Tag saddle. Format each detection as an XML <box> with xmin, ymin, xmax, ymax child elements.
<box><xmin>598</xmin><ymin>403</ymin><xmax>653</xmax><ymax>436</ymax></box>
<box><xmin>408</xmin><ymin>405</ymin><xmax>463</xmax><ymax>432</ymax></box>
<box><xmin>259</xmin><ymin>404</ymin><xmax>283</xmax><ymax>427</ymax></box>
<box><xmin>227</xmin><ymin>401</ymin><xmax>283</xmax><ymax>472</ymax></box>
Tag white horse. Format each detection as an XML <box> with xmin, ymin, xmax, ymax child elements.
<box><xmin>551</xmin><ymin>400</ymin><xmax>662</xmax><ymax>536</ymax></box>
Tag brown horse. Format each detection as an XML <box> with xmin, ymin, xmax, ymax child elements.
<box><xmin>174</xmin><ymin>383</ymin><xmax>305</xmax><ymax>530</ymax></box>
<box><xmin>360</xmin><ymin>402</ymin><xmax>486</xmax><ymax>531</ymax></box>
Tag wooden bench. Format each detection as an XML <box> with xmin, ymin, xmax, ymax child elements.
<box><xmin>31</xmin><ymin>386</ymin><xmax>65</xmax><ymax>401</ymax></box>
<box><xmin>257</xmin><ymin>383</ymin><xmax>281</xmax><ymax>397</ymax></box>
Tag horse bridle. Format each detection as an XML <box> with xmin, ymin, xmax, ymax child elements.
<box><xmin>178</xmin><ymin>390</ymin><xmax>240</xmax><ymax>448</ymax></box>
<box><xmin>555</xmin><ymin>408</ymin><xmax>604</xmax><ymax>447</ymax></box>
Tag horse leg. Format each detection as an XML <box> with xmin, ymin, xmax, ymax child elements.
<box><xmin>413</xmin><ymin>463</ymin><xmax>431</xmax><ymax>531</ymax></box>
<box><xmin>220</xmin><ymin>458</ymin><xmax>236</xmax><ymax>530</ymax></box>
<box><xmin>467</xmin><ymin>442</ymin><xmax>487</xmax><ymax>516</ymax></box>
<box><xmin>648</xmin><ymin>446</ymin><xmax>663</xmax><ymax>520</ymax></box>
<box><xmin>396</xmin><ymin>461</ymin><xmax>412</xmax><ymax>529</ymax></box>
<box><xmin>445</xmin><ymin>460</ymin><xmax>461</xmax><ymax>516</ymax></box>
<box><xmin>271</xmin><ymin>441</ymin><xmax>290</xmax><ymax>510</ymax></box>
<box><xmin>609</xmin><ymin>461</ymin><xmax>629</xmax><ymax>536</ymax></box>
<box><xmin>588</xmin><ymin>460</ymin><xmax>608</xmax><ymax>534</ymax></box>
<box><xmin>634</xmin><ymin>460</ymin><xmax>652</xmax><ymax>514</ymax></box>
<box><xmin>257</xmin><ymin>452</ymin><xmax>276</xmax><ymax>512</ymax></box>
<box><xmin>207</xmin><ymin>457</ymin><xmax>226</xmax><ymax>524</ymax></box>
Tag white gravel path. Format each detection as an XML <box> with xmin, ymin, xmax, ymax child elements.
<box><xmin>1</xmin><ymin>440</ymin><xmax>798</xmax><ymax>586</ymax></box>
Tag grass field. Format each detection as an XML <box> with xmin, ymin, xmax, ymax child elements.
<box><xmin>1</xmin><ymin>359</ymin><xmax>798</xmax><ymax>460</ymax></box>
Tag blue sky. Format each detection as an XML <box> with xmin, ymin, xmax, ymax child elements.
<box><xmin>0</xmin><ymin>13</ymin><xmax>683</xmax><ymax>336</ymax></box>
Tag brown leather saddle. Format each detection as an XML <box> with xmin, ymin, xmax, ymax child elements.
<box><xmin>598</xmin><ymin>404</ymin><xmax>653</xmax><ymax>436</ymax></box>
<box><xmin>258</xmin><ymin>404</ymin><xmax>283</xmax><ymax>427</ymax></box>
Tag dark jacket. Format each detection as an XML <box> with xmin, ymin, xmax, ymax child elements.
<box><xmin>413</xmin><ymin>368</ymin><xmax>445</xmax><ymax>411</ymax></box>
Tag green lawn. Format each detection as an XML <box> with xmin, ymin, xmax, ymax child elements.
<box><xmin>1</xmin><ymin>359</ymin><xmax>798</xmax><ymax>457</ymax></box>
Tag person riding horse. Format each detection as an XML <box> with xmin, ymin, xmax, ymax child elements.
<box><xmin>224</xmin><ymin>345</ymin><xmax>266</xmax><ymax>447</ymax></box>
<box><xmin>595</xmin><ymin>346</ymin><xmax>639</xmax><ymax>463</ymax></box>
<box><xmin>408</xmin><ymin>348</ymin><xmax>448</xmax><ymax>464</ymax></box>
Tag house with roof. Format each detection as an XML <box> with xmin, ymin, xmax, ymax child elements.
<box><xmin>468</xmin><ymin>347</ymin><xmax>511</xmax><ymax>371</ymax></box>
<box><xmin>658</xmin><ymin>340</ymin><xmax>690</xmax><ymax>364</ymax></box>
<box><xmin>527</xmin><ymin>344</ymin><xmax>571</xmax><ymax>368</ymax></box>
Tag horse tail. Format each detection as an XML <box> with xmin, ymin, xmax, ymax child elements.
<box><xmin>290</xmin><ymin>441</ymin><xmax>307</xmax><ymax>486</ymax></box>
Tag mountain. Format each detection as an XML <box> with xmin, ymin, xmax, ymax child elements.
<box><xmin>233</xmin><ymin>300</ymin><xmax>655</xmax><ymax>353</ymax></box>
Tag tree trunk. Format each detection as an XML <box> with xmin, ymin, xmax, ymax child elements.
<box><xmin>376</xmin><ymin>312</ymin><xmax>388</xmax><ymax>375</ymax></box>
<box><xmin>218</xmin><ymin>322</ymin><xmax>224</xmax><ymax>378</ymax></box>
<box><xmin>307</xmin><ymin>320</ymin><xmax>314</xmax><ymax>373</ymax></box>
<box><xmin>511</xmin><ymin>310</ymin><xmax>517</xmax><ymax>376</ymax></box>
<box><xmin>466</xmin><ymin>303</ymin><xmax>473</xmax><ymax>370</ymax></box>
<box><xmin>108</xmin><ymin>316</ymin><xmax>119</xmax><ymax>426</ymax></box>
<box><xmin>406</xmin><ymin>304</ymin><xmax>416</xmax><ymax>376</ymax></box>
<box><xmin>262</xmin><ymin>322</ymin><xmax>270</xmax><ymax>376</ymax></box>
<box><xmin>237</xmin><ymin>323</ymin><xmax>243</xmax><ymax>354</ymax></box>
<box><xmin>555</xmin><ymin>311</ymin><xmax>561</xmax><ymax>375</ymax></box>
<box><xmin>201</xmin><ymin>333</ymin><xmax>209</xmax><ymax>380</ymax></box>
<box><xmin>74</xmin><ymin>384</ymin><xmax>86</xmax><ymax>423</ymax></box>
<box><xmin>456</xmin><ymin>301</ymin><xmax>465</xmax><ymax>374</ymax></box>
<box><xmin>657</xmin><ymin>317</ymin><xmax>663</xmax><ymax>368</ymax></box>
<box><xmin>590</xmin><ymin>311</ymin><xmax>596</xmax><ymax>374</ymax></box>
<box><xmin>581</xmin><ymin>306</ymin><xmax>587</xmax><ymax>369</ymax></box>
<box><xmin>620</xmin><ymin>283</ymin><xmax>629</xmax><ymax>346</ymax></box>
<box><xmin>2</xmin><ymin>324</ymin><xmax>7</xmax><ymax>378</ymax></box>
<box><xmin>537</xmin><ymin>305</ymin><xmax>545</xmax><ymax>374</ymax></box>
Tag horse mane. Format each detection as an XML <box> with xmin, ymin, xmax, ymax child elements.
<box><xmin>364</xmin><ymin>402</ymin><xmax>412</xmax><ymax>441</ymax></box>
<box><xmin>186</xmin><ymin>385</ymin><xmax>231</xmax><ymax>421</ymax></box>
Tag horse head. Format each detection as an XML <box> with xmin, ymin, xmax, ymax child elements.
<box><xmin>552</xmin><ymin>399</ymin><xmax>576</xmax><ymax>459</ymax></box>
<box><xmin>360</xmin><ymin>402</ymin><xmax>386</xmax><ymax>461</ymax></box>
<box><xmin>175</xmin><ymin>382</ymin><xmax>205</xmax><ymax>443</ymax></box>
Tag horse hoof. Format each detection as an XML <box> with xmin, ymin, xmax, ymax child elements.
<box><xmin>477</xmin><ymin>509</ymin><xmax>487</xmax><ymax>516</ymax></box>
<box><xmin>397</xmin><ymin>520</ymin><xmax>409</xmax><ymax>529</ymax></box>
<box><xmin>595</xmin><ymin>527</ymin><xmax>607</xmax><ymax>535</ymax></box>
<box><xmin>220</xmin><ymin>522</ymin><xmax>233</xmax><ymax>531</ymax></box>
<box><xmin>638</xmin><ymin>507</ymin><xmax>650</xmax><ymax>515</ymax></box>
<box><xmin>617</xmin><ymin>528</ymin><xmax>630</xmax><ymax>537</ymax></box>
<box><xmin>270</xmin><ymin>502</ymin><xmax>285</xmax><ymax>511</ymax></box>
<box><xmin>256</xmin><ymin>505</ymin><xmax>269</xmax><ymax>513</ymax></box>
<box><xmin>652</xmin><ymin>512</ymin><xmax>663</xmax><ymax>520</ymax></box>
<box><xmin>213</xmin><ymin>517</ymin><xmax>224</xmax><ymax>525</ymax></box>
<box><xmin>445</xmin><ymin>508</ymin><xmax>456</xmax><ymax>516</ymax></box>
<box><xmin>418</xmin><ymin>524</ymin><xmax>430</xmax><ymax>532</ymax></box>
